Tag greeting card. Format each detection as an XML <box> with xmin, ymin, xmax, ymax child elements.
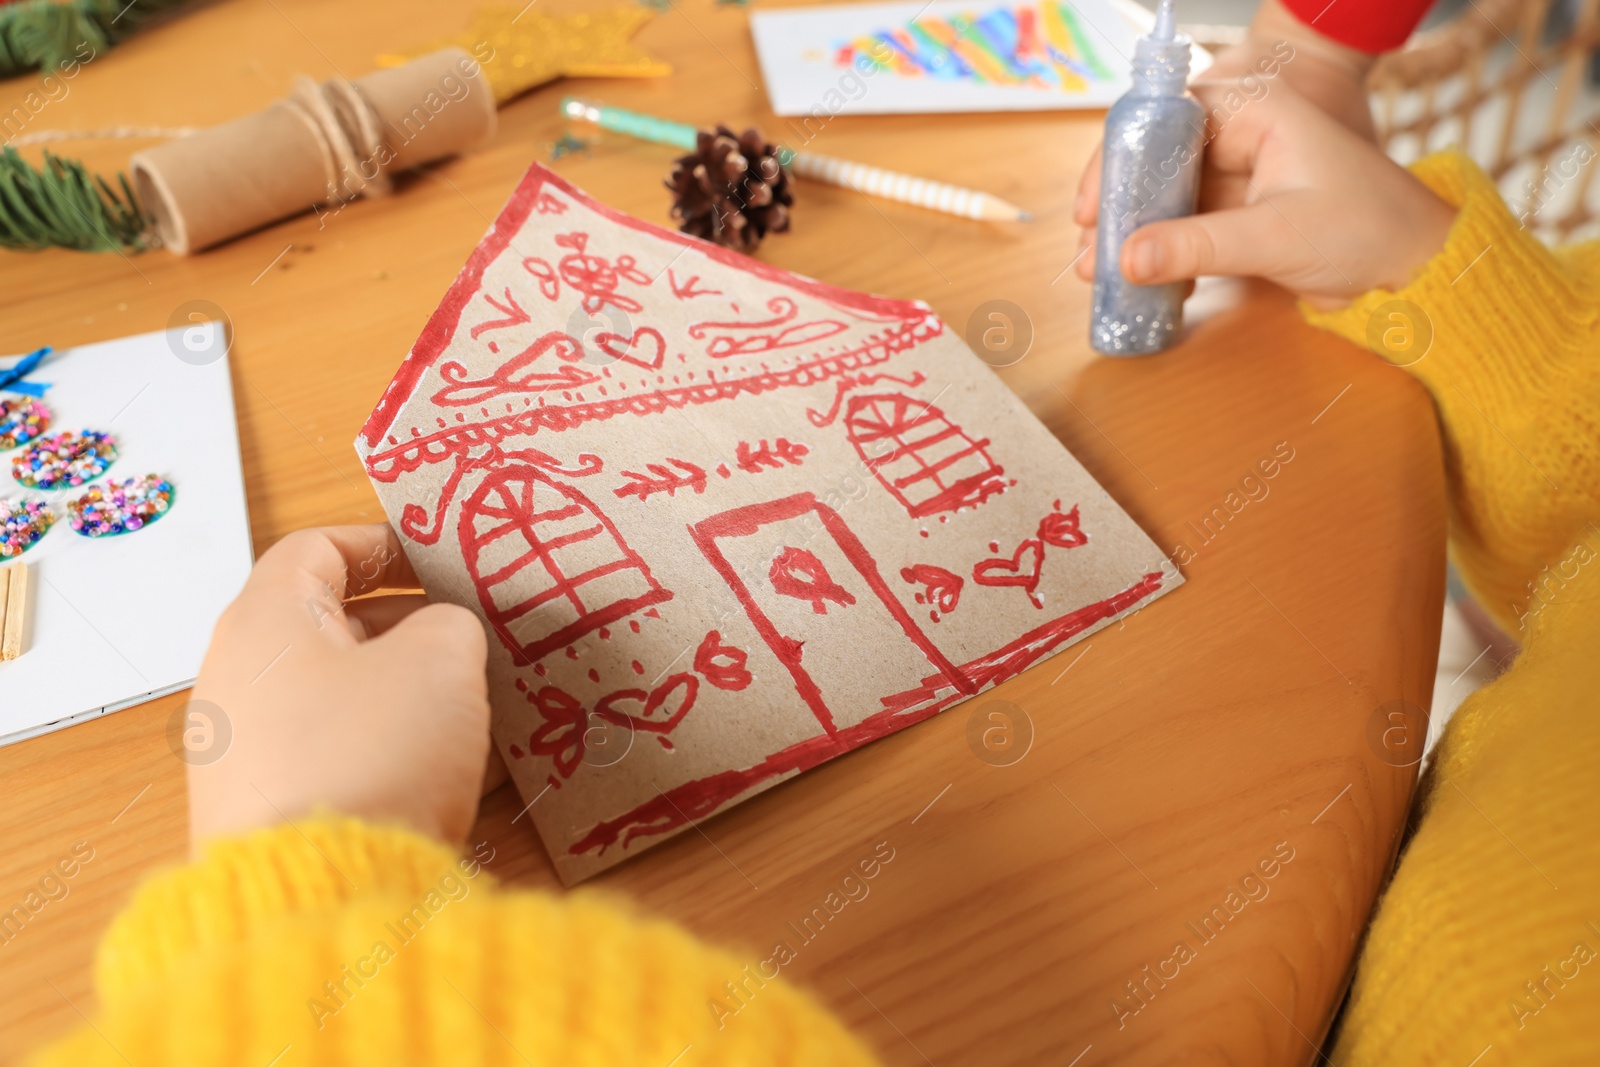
<box><xmin>358</xmin><ymin>163</ymin><xmax>1180</xmax><ymax>882</ymax></box>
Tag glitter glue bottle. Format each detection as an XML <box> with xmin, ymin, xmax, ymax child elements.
<box><xmin>1090</xmin><ymin>0</ymin><xmax>1204</xmax><ymax>356</ymax></box>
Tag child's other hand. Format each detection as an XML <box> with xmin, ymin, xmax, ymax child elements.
<box><xmin>1072</xmin><ymin>83</ymin><xmax>1456</xmax><ymax>308</ymax></box>
<box><xmin>187</xmin><ymin>525</ymin><xmax>490</xmax><ymax>853</ymax></box>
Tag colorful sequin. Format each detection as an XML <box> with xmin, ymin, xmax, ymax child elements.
<box><xmin>0</xmin><ymin>398</ymin><xmax>50</xmax><ymax>450</ymax></box>
<box><xmin>0</xmin><ymin>496</ymin><xmax>54</xmax><ymax>557</ymax></box>
<box><xmin>68</xmin><ymin>475</ymin><xmax>174</xmax><ymax>537</ymax></box>
<box><xmin>13</xmin><ymin>430</ymin><xmax>117</xmax><ymax>490</ymax></box>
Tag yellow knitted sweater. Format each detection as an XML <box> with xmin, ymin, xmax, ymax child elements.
<box><xmin>27</xmin><ymin>816</ymin><xmax>881</xmax><ymax>1066</ymax></box>
<box><xmin>28</xmin><ymin>153</ymin><xmax>1600</xmax><ymax>1065</ymax></box>
<box><xmin>1305</xmin><ymin>152</ymin><xmax>1600</xmax><ymax>1064</ymax></box>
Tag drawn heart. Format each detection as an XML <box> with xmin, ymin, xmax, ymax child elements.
<box><xmin>595</xmin><ymin>326</ymin><xmax>666</xmax><ymax>370</ymax></box>
<box><xmin>972</xmin><ymin>538</ymin><xmax>1045</xmax><ymax>597</ymax></box>
<box><xmin>594</xmin><ymin>673</ymin><xmax>699</xmax><ymax>735</ymax></box>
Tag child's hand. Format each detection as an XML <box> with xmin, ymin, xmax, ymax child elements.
<box><xmin>1072</xmin><ymin>83</ymin><xmax>1457</xmax><ymax>308</ymax></box>
<box><xmin>1203</xmin><ymin>0</ymin><xmax>1381</xmax><ymax>138</ymax></box>
<box><xmin>1070</xmin><ymin>0</ymin><xmax>1379</xmax><ymax>273</ymax></box>
<box><xmin>187</xmin><ymin>525</ymin><xmax>490</xmax><ymax>852</ymax></box>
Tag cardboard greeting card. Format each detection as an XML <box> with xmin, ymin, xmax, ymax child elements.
<box><xmin>358</xmin><ymin>163</ymin><xmax>1180</xmax><ymax>882</ymax></box>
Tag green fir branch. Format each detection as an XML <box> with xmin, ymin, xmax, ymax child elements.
<box><xmin>0</xmin><ymin>146</ymin><xmax>149</xmax><ymax>251</ymax></box>
<box><xmin>0</xmin><ymin>0</ymin><xmax>198</xmax><ymax>79</ymax></box>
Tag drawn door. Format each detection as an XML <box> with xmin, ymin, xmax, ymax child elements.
<box><xmin>690</xmin><ymin>492</ymin><xmax>971</xmax><ymax>732</ymax></box>
<box><xmin>459</xmin><ymin>466</ymin><xmax>671</xmax><ymax>665</ymax></box>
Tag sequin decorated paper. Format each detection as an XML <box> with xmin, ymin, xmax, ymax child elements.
<box><xmin>13</xmin><ymin>430</ymin><xmax>117</xmax><ymax>490</ymax></box>
<box><xmin>0</xmin><ymin>497</ymin><xmax>54</xmax><ymax>557</ymax></box>
<box><xmin>68</xmin><ymin>474</ymin><xmax>174</xmax><ymax>537</ymax></box>
<box><xmin>0</xmin><ymin>398</ymin><xmax>50</xmax><ymax>451</ymax></box>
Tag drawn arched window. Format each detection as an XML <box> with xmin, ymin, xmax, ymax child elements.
<box><xmin>458</xmin><ymin>466</ymin><xmax>671</xmax><ymax>665</ymax></box>
<box><xmin>844</xmin><ymin>393</ymin><xmax>1006</xmax><ymax>519</ymax></box>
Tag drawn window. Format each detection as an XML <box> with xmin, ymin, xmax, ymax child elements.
<box><xmin>844</xmin><ymin>393</ymin><xmax>1006</xmax><ymax>519</ymax></box>
<box><xmin>459</xmin><ymin>466</ymin><xmax>670</xmax><ymax>665</ymax></box>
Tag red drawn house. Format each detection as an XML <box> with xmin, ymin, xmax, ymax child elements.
<box><xmin>357</xmin><ymin>162</ymin><xmax>1179</xmax><ymax>884</ymax></box>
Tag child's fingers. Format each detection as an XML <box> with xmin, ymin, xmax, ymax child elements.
<box><xmin>344</xmin><ymin>593</ymin><xmax>431</xmax><ymax>640</ymax></box>
<box><xmin>1073</xmin><ymin>228</ymin><xmax>1096</xmax><ymax>280</ymax></box>
<box><xmin>1197</xmin><ymin>169</ymin><xmax>1253</xmax><ymax>214</ymax></box>
<box><xmin>256</xmin><ymin>525</ymin><xmax>421</xmax><ymax>602</ymax></box>
<box><xmin>1074</xmin><ymin>132</ymin><xmax>1250</xmax><ymax>269</ymax></box>
<box><xmin>1185</xmin><ymin>81</ymin><xmax>1292</xmax><ymax>178</ymax></box>
<box><xmin>1073</xmin><ymin>143</ymin><xmax>1102</xmax><ymax>227</ymax></box>
<box><xmin>1119</xmin><ymin>203</ymin><xmax>1287</xmax><ymax>285</ymax></box>
<box><xmin>322</xmin><ymin>524</ymin><xmax>421</xmax><ymax>597</ymax></box>
<box><xmin>380</xmin><ymin>601</ymin><xmax>488</xmax><ymax>669</ymax></box>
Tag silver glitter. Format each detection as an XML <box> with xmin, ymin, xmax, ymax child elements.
<box><xmin>1090</xmin><ymin>0</ymin><xmax>1205</xmax><ymax>357</ymax></box>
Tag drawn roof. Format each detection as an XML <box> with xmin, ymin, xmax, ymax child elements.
<box><xmin>359</xmin><ymin>163</ymin><xmax>943</xmax><ymax>483</ymax></box>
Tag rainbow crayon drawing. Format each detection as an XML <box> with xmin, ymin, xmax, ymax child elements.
<box><xmin>833</xmin><ymin>0</ymin><xmax>1116</xmax><ymax>92</ymax></box>
<box><xmin>752</xmin><ymin>0</ymin><xmax>1174</xmax><ymax>116</ymax></box>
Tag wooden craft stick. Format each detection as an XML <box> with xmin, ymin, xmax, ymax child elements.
<box><xmin>1</xmin><ymin>562</ymin><xmax>25</xmax><ymax>662</ymax></box>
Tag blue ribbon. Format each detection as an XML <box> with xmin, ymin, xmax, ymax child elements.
<box><xmin>0</xmin><ymin>346</ymin><xmax>52</xmax><ymax>398</ymax></box>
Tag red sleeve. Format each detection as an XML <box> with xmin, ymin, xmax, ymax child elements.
<box><xmin>1278</xmin><ymin>0</ymin><xmax>1434</xmax><ymax>53</ymax></box>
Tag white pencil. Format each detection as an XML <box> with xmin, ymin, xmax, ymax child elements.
<box><xmin>785</xmin><ymin>150</ymin><xmax>1030</xmax><ymax>221</ymax></box>
<box><xmin>562</xmin><ymin>97</ymin><xmax>1031</xmax><ymax>222</ymax></box>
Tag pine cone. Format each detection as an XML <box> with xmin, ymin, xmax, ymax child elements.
<box><xmin>666</xmin><ymin>125</ymin><xmax>793</xmax><ymax>253</ymax></box>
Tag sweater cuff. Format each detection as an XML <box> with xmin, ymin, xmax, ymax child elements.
<box><xmin>94</xmin><ymin>814</ymin><xmax>487</xmax><ymax>1003</ymax></box>
<box><xmin>1302</xmin><ymin>151</ymin><xmax>1596</xmax><ymax>398</ymax></box>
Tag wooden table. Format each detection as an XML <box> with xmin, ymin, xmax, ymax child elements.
<box><xmin>0</xmin><ymin>1</ymin><xmax>1446</xmax><ymax>1063</ymax></box>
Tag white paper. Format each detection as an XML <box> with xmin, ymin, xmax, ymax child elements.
<box><xmin>0</xmin><ymin>328</ymin><xmax>253</xmax><ymax>745</ymax></box>
<box><xmin>752</xmin><ymin>0</ymin><xmax>1209</xmax><ymax>117</ymax></box>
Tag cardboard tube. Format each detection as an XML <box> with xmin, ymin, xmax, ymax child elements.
<box><xmin>130</xmin><ymin>48</ymin><xmax>497</xmax><ymax>254</ymax></box>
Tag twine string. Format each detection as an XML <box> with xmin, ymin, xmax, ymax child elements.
<box><xmin>282</xmin><ymin>74</ymin><xmax>394</xmax><ymax>205</ymax></box>
<box><xmin>8</xmin><ymin>126</ymin><xmax>198</xmax><ymax>147</ymax></box>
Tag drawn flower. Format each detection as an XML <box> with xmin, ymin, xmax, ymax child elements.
<box><xmin>900</xmin><ymin>564</ymin><xmax>963</xmax><ymax>616</ymax></box>
<box><xmin>1038</xmin><ymin>502</ymin><xmax>1088</xmax><ymax>549</ymax></box>
<box><xmin>526</xmin><ymin>686</ymin><xmax>588</xmax><ymax>778</ymax></box>
<box><xmin>694</xmin><ymin>630</ymin><xmax>753</xmax><ymax>690</ymax></box>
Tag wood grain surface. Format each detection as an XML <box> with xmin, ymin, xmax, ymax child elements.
<box><xmin>0</xmin><ymin>1</ymin><xmax>1446</xmax><ymax>1063</ymax></box>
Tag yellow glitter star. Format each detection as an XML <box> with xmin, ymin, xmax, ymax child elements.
<box><xmin>381</xmin><ymin>6</ymin><xmax>672</xmax><ymax>104</ymax></box>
